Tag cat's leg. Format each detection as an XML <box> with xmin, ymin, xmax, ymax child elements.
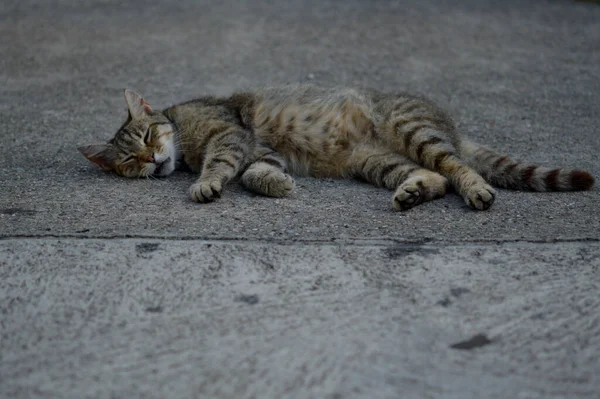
<box><xmin>379</xmin><ymin>97</ymin><xmax>496</xmax><ymax>209</ymax></box>
<box><xmin>402</xmin><ymin>129</ymin><xmax>495</xmax><ymax>210</ymax></box>
<box><xmin>189</xmin><ymin>124</ymin><xmax>253</xmax><ymax>202</ymax></box>
<box><xmin>383</xmin><ymin>113</ymin><xmax>495</xmax><ymax>209</ymax></box>
<box><xmin>349</xmin><ymin>146</ymin><xmax>448</xmax><ymax>211</ymax></box>
<box><xmin>241</xmin><ymin>144</ymin><xmax>295</xmax><ymax>197</ymax></box>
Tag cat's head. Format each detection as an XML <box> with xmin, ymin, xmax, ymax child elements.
<box><xmin>78</xmin><ymin>90</ymin><xmax>178</xmax><ymax>177</ymax></box>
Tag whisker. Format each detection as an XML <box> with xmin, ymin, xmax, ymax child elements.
<box><xmin>173</xmin><ymin>139</ymin><xmax>202</xmax><ymax>146</ymax></box>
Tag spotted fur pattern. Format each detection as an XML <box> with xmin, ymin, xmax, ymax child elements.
<box><xmin>79</xmin><ymin>85</ymin><xmax>594</xmax><ymax>211</ymax></box>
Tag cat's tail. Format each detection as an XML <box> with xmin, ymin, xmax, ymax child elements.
<box><xmin>460</xmin><ymin>141</ymin><xmax>594</xmax><ymax>191</ymax></box>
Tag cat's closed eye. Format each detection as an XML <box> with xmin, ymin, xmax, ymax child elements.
<box><xmin>143</xmin><ymin>128</ymin><xmax>152</xmax><ymax>144</ymax></box>
<box><xmin>121</xmin><ymin>155</ymin><xmax>135</xmax><ymax>163</ymax></box>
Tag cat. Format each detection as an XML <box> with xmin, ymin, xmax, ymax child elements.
<box><xmin>78</xmin><ymin>85</ymin><xmax>594</xmax><ymax>211</ymax></box>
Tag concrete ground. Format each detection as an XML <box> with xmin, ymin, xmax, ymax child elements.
<box><xmin>1</xmin><ymin>0</ymin><xmax>599</xmax><ymax>398</ymax></box>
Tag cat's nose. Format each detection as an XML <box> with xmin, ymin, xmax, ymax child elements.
<box><xmin>144</xmin><ymin>154</ymin><xmax>155</xmax><ymax>163</ymax></box>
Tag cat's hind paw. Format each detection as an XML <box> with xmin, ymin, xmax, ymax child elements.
<box><xmin>393</xmin><ymin>183</ymin><xmax>423</xmax><ymax>211</ymax></box>
<box><xmin>392</xmin><ymin>172</ymin><xmax>447</xmax><ymax>211</ymax></box>
<box><xmin>464</xmin><ymin>183</ymin><xmax>496</xmax><ymax>210</ymax></box>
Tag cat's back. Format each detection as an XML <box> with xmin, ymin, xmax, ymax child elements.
<box><xmin>253</xmin><ymin>84</ymin><xmax>372</xmax><ymax>110</ymax></box>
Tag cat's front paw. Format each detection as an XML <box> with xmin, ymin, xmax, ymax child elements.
<box><xmin>464</xmin><ymin>183</ymin><xmax>496</xmax><ymax>210</ymax></box>
<box><xmin>189</xmin><ymin>180</ymin><xmax>223</xmax><ymax>203</ymax></box>
<box><xmin>263</xmin><ymin>172</ymin><xmax>295</xmax><ymax>197</ymax></box>
<box><xmin>241</xmin><ymin>167</ymin><xmax>295</xmax><ymax>198</ymax></box>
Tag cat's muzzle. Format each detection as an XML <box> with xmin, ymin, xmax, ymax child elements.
<box><xmin>153</xmin><ymin>157</ymin><xmax>172</xmax><ymax>176</ymax></box>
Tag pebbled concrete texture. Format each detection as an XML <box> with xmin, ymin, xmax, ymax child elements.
<box><xmin>2</xmin><ymin>239</ymin><xmax>600</xmax><ymax>399</ymax></box>
<box><xmin>1</xmin><ymin>0</ymin><xmax>600</xmax><ymax>398</ymax></box>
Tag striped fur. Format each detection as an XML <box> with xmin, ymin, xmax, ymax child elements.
<box><xmin>79</xmin><ymin>85</ymin><xmax>594</xmax><ymax>211</ymax></box>
<box><xmin>460</xmin><ymin>141</ymin><xmax>594</xmax><ymax>192</ymax></box>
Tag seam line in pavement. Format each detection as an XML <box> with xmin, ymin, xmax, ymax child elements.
<box><xmin>1</xmin><ymin>234</ymin><xmax>599</xmax><ymax>247</ymax></box>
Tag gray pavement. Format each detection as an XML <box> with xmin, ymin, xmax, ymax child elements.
<box><xmin>1</xmin><ymin>1</ymin><xmax>599</xmax><ymax>398</ymax></box>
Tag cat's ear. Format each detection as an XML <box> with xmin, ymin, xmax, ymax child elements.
<box><xmin>124</xmin><ymin>89</ymin><xmax>152</xmax><ymax>119</ymax></box>
<box><xmin>78</xmin><ymin>144</ymin><xmax>116</xmax><ymax>170</ymax></box>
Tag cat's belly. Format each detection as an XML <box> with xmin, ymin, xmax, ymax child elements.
<box><xmin>253</xmin><ymin>92</ymin><xmax>375</xmax><ymax>178</ymax></box>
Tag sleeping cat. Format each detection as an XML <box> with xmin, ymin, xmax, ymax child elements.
<box><xmin>78</xmin><ymin>85</ymin><xmax>594</xmax><ymax>211</ymax></box>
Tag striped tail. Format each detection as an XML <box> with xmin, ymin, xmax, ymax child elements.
<box><xmin>460</xmin><ymin>141</ymin><xmax>595</xmax><ymax>191</ymax></box>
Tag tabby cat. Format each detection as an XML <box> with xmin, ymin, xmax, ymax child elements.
<box><xmin>79</xmin><ymin>85</ymin><xmax>594</xmax><ymax>211</ymax></box>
